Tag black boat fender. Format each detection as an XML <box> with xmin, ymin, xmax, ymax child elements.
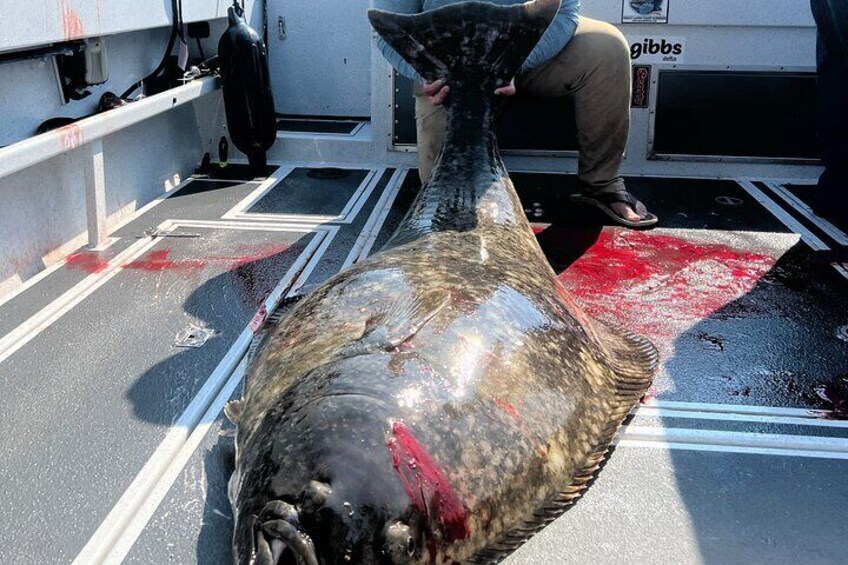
<box><xmin>218</xmin><ymin>2</ymin><xmax>276</xmax><ymax>172</ymax></box>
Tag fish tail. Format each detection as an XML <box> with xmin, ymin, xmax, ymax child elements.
<box><xmin>368</xmin><ymin>0</ymin><xmax>561</xmax><ymax>90</ymax></box>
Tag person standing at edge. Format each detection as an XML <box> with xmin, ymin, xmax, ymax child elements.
<box><xmin>374</xmin><ymin>0</ymin><xmax>658</xmax><ymax>229</ymax></box>
<box><xmin>810</xmin><ymin>0</ymin><xmax>848</xmax><ymax>231</ymax></box>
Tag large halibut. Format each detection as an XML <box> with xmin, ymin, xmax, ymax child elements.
<box><xmin>229</xmin><ymin>1</ymin><xmax>658</xmax><ymax>563</ymax></box>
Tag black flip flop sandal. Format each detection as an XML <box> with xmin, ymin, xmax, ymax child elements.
<box><xmin>571</xmin><ymin>191</ymin><xmax>659</xmax><ymax>229</ymax></box>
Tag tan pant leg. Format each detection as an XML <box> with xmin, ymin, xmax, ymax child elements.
<box><xmin>413</xmin><ymin>85</ymin><xmax>447</xmax><ymax>184</ymax></box>
<box><xmin>519</xmin><ymin>17</ymin><xmax>632</xmax><ymax>195</ymax></box>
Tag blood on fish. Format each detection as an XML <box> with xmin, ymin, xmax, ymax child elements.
<box><xmin>494</xmin><ymin>399</ymin><xmax>520</xmax><ymax>421</ymax></box>
<box><xmin>66</xmin><ymin>251</ymin><xmax>109</xmax><ymax>273</ymax></box>
<box><xmin>249</xmin><ymin>304</ymin><xmax>268</xmax><ymax>334</ymax></box>
<box><xmin>386</xmin><ymin>421</ymin><xmax>469</xmax><ymax>543</ymax></box>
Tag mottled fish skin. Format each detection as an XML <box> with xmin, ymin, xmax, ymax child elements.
<box><xmin>231</xmin><ymin>1</ymin><xmax>658</xmax><ymax>564</ymax></box>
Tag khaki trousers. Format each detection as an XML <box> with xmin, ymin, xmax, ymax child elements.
<box><xmin>414</xmin><ymin>16</ymin><xmax>632</xmax><ymax>195</ymax></box>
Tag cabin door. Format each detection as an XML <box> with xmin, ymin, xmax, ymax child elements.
<box><xmin>266</xmin><ymin>0</ymin><xmax>372</xmax><ymax>118</ymax></box>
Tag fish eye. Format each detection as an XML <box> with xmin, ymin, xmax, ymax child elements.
<box><xmin>384</xmin><ymin>521</ymin><xmax>417</xmax><ymax>561</ymax></box>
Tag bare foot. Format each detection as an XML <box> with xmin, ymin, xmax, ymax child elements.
<box><xmin>610</xmin><ymin>200</ymin><xmax>649</xmax><ymax>222</ymax></box>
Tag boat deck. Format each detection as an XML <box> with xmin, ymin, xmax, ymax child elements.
<box><xmin>1</xmin><ymin>164</ymin><xmax>846</xmax><ymax>564</ymax></box>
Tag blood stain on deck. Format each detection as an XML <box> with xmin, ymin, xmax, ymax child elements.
<box><xmin>557</xmin><ymin>230</ymin><xmax>775</xmax><ymax>353</ymax></box>
<box><xmin>66</xmin><ymin>251</ymin><xmax>109</xmax><ymax>273</ymax></box>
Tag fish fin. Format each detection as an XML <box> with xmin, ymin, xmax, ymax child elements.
<box><xmin>592</xmin><ymin>319</ymin><xmax>659</xmax><ymax>395</ymax></box>
<box><xmin>470</xmin><ymin>422</ymin><xmax>624</xmax><ymax>564</ymax></box>
<box><xmin>471</xmin><ymin>325</ymin><xmax>658</xmax><ymax>564</ymax></box>
<box><xmin>342</xmin><ymin>296</ymin><xmax>448</xmax><ymax>357</ymax></box>
<box><xmin>224</xmin><ymin>399</ymin><xmax>244</xmax><ymax>425</ymax></box>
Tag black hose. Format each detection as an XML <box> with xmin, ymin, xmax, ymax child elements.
<box><xmin>195</xmin><ymin>36</ymin><xmax>206</xmax><ymax>61</ymax></box>
<box><xmin>120</xmin><ymin>0</ymin><xmax>183</xmax><ymax>98</ymax></box>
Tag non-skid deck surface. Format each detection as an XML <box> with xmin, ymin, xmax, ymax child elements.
<box><xmin>198</xmin><ymin>163</ymin><xmax>278</xmax><ymax>181</ymax></box>
<box><xmin>247</xmin><ymin>167</ymin><xmax>371</xmax><ymax>218</ymax></box>
<box><xmin>3</xmin><ymin>169</ymin><xmax>847</xmax><ymax>564</ymax></box>
<box><xmin>508</xmin><ymin>447</ymin><xmax>848</xmax><ymax>564</ymax></box>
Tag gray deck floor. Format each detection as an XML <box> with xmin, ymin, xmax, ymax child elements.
<box><xmin>2</xmin><ymin>165</ymin><xmax>847</xmax><ymax>564</ymax></box>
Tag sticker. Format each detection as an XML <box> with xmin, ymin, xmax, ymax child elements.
<box><xmin>628</xmin><ymin>37</ymin><xmax>686</xmax><ymax>64</ymax></box>
<box><xmin>623</xmin><ymin>0</ymin><xmax>669</xmax><ymax>24</ymax></box>
<box><xmin>631</xmin><ymin>65</ymin><xmax>651</xmax><ymax>108</ymax></box>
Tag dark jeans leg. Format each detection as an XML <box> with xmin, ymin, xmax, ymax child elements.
<box><xmin>810</xmin><ymin>0</ymin><xmax>848</xmax><ymax>223</ymax></box>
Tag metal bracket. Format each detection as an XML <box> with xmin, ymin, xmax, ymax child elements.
<box><xmin>139</xmin><ymin>228</ymin><xmax>201</xmax><ymax>239</ymax></box>
<box><xmin>277</xmin><ymin>16</ymin><xmax>287</xmax><ymax>41</ymax></box>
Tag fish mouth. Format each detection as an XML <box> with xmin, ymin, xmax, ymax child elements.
<box><xmin>249</xmin><ymin>502</ymin><xmax>319</xmax><ymax>565</ymax></box>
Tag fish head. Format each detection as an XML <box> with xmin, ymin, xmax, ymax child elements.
<box><xmin>231</xmin><ymin>405</ymin><xmax>435</xmax><ymax>564</ymax></box>
<box><xmin>232</xmin><ymin>478</ymin><xmax>429</xmax><ymax>565</ymax></box>
<box><xmin>233</xmin><ymin>352</ymin><xmax>468</xmax><ymax>563</ymax></box>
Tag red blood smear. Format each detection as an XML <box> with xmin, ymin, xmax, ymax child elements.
<box><xmin>57</xmin><ymin>124</ymin><xmax>83</xmax><ymax>150</ymax></box>
<box><xmin>494</xmin><ymin>399</ymin><xmax>520</xmax><ymax>421</ymax></box>
<box><xmin>386</xmin><ymin>421</ymin><xmax>469</xmax><ymax>544</ymax></box>
<box><xmin>126</xmin><ymin>250</ymin><xmax>206</xmax><ymax>272</ymax></box>
<box><xmin>59</xmin><ymin>0</ymin><xmax>85</xmax><ymax>40</ymax></box>
<box><xmin>249</xmin><ymin>304</ymin><xmax>268</xmax><ymax>334</ymax></box>
<box><xmin>225</xmin><ymin>244</ymin><xmax>291</xmax><ymax>268</ymax></box>
<box><xmin>557</xmin><ymin>230</ymin><xmax>776</xmax><ymax>351</ymax></box>
<box><xmin>121</xmin><ymin>244</ymin><xmax>291</xmax><ymax>274</ymax></box>
<box><xmin>66</xmin><ymin>252</ymin><xmax>109</xmax><ymax>274</ymax></box>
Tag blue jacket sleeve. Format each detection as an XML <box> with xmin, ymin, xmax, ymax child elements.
<box><xmin>373</xmin><ymin>0</ymin><xmax>425</xmax><ymax>82</ymax></box>
<box><xmin>523</xmin><ymin>0</ymin><xmax>580</xmax><ymax>72</ymax></box>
